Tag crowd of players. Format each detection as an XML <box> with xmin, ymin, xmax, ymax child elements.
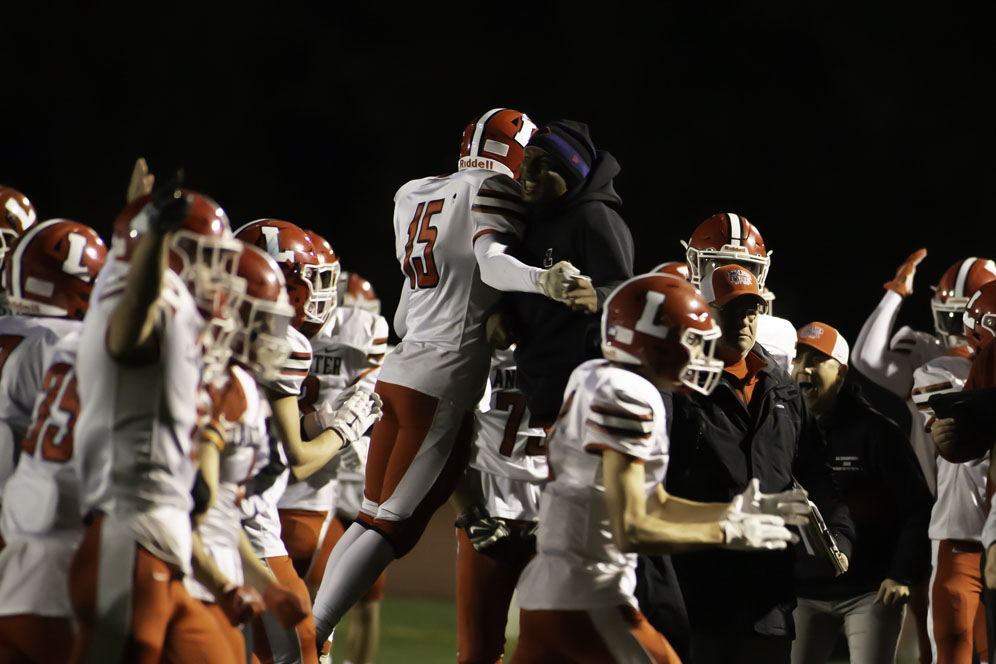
<box><xmin>0</xmin><ymin>107</ymin><xmax>995</xmax><ymax>664</ymax></box>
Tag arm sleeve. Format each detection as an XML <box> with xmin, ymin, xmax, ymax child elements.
<box><xmin>982</xmin><ymin>500</ymin><xmax>996</xmax><ymax>550</ymax></box>
<box><xmin>579</xmin><ymin>211</ymin><xmax>635</xmax><ymax>310</ymax></box>
<box><xmin>874</xmin><ymin>422</ymin><xmax>933</xmax><ymax>584</ymax></box>
<box><xmin>583</xmin><ymin>373</ymin><xmax>659</xmax><ymax>461</ymax></box>
<box><xmin>851</xmin><ymin>290</ymin><xmax>913</xmax><ymax>398</ymax></box>
<box><xmin>473</xmin><ymin>233</ymin><xmax>544</xmax><ymax>294</ymax></box>
<box><xmin>793</xmin><ymin>407</ymin><xmax>856</xmax><ymax>560</ymax></box>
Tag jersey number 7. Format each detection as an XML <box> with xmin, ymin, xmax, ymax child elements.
<box><xmin>403</xmin><ymin>199</ymin><xmax>443</xmax><ymax>289</ymax></box>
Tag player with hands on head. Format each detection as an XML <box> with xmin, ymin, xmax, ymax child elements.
<box><xmin>310</xmin><ymin>108</ymin><xmax>589</xmax><ymax>648</ymax></box>
<box><xmin>790</xmin><ymin>322</ymin><xmax>933</xmax><ymax>664</ymax></box>
<box><xmin>509</xmin><ymin>274</ymin><xmax>799</xmax><ymax>664</ymax></box>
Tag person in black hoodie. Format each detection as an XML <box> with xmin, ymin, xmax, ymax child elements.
<box><xmin>666</xmin><ymin>266</ymin><xmax>856</xmax><ymax>664</ymax></box>
<box><xmin>790</xmin><ymin>322</ymin><xmax>932</xmax><ymax>664</ymax></box>
<box><xmin>489</xmin><ymin>120</ymin><xmax>634</xmax><ymax>424</ymax></box>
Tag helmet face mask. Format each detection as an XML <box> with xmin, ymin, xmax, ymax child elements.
<box><xmin>963</xmin><ymin>284</ymin><xmax>996</xmax><ymax>353</ymax></box>
<box><xmin>229</xmin><ymin>244</ymin><xmax>296</xmax><ymax>382</ymax></box>
<box><xmin>932</xmin><ymin>258</ymin><xmax>996</xmax><ymax>348</ymax></box>
<box><xmin>170</xmin><ymin>230</ymin><xmax>244</xmax><ymax>319</ymax></box>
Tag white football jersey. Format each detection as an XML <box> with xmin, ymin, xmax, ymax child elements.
<box><xmin>378</xmin><ymin>169</ymin><xmax>526</xmax><ymax>408</ymax></box>
<box><xmin>74</xmin><ymin>257</ymin><xmax>204</xmax><ymax>573</ymax></box>
<box><xmin>516</xmin><ymin>360</ymin><xmax>669</xmax><ymax>610</ymax></box>
<box><xmin>0</xmin><ymin>315</ymin><xmax>82</xmax><ymax>495</ymax></box>
<box><xmin>186</xmin><ymin>365</ymin><xmax>272</xmax><ymax>602</ymax></box>
<box><xmin>0</xmin><ymin>333</ymin><xmax>83</xmax><ymax>617</ymax></box>
<box><xmin>470</xmin><ymin>348</ymin><xmax>547</xmax><ymax>520</ymax></box>
<box><xmin>912</xmin><ymin>353</ymin><xmax>989</xmax><ymax>542</ymax></box>
<box><xmin>279</xmin><ymin>307</ymin><xmax>387</xmax><ymax>513</ymax></box>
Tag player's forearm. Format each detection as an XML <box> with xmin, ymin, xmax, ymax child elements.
<box><xmin>238</xmin><ymin>529</ymin><xmax>277</xmax><ymax>593</ymax></box>
<box><xmin>106</xmin><ymin>229</ymin><xmax>170</xmax><ymax>362</ymax></box>
<box><xmin>617</xmin><ymin>513</ymin><xmax>724</xmax><ymax>555</ymax></box>
<box><xmin>648</xmin><ymin>488</ymin><xmax>732</xmax><ymax>524</ymax></box>
<box><xmin>286</xmin><ymin>428</ymin><xmax>344</xmax><ymax>480</ymax></box>
<box><xmin>191</xmin><ymin>530</ymin><xmax>232</xmax><ymax>598</ymax></box>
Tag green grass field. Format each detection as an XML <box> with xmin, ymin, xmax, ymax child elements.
<box><xmin>329</xmin><ymin>596</ymin><xmax>921</xmax><ymax>663</ymax></box>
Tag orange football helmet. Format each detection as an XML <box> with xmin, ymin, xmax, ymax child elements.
<box><xmin>458</xmin><ymin>108</ymin><xmax>537</xmax><ymax>179</ymax></box>
<box><xmin>932</xmin><ymin>257</ymin><xmax>996</xmax><ymax>348</ymax></box>
<box><xmin>683</xmin><ymin>213</ymin><xmax>770</xmax><ymax>289</ymax></box>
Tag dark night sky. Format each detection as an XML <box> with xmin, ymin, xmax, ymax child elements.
<box><xmin>4</xmin><ymin>3</ymin><xmax>995</xmax><ymax>345</ymax></box>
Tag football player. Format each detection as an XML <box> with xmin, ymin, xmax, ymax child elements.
<box><xmin>510</xmin><ymin>274</ymin><xmax>803</xmax><ymax>663</ymax></box>
<box><xmin>234</xmin><ymin>220</ymin><xmax>381</xmax><ymax>664</ymax></box>
<box><xmin>0</xmin><ymin>218</ymin><xmax>105</xmax><ymax>507</ymax></box>
<box><xmin>310</xmin><ymin>108</ymin><xmax>587</xmax><ymax>645</ymax></box>
<box><xmin>0</xmin><ymin>185</ymin><xmax>38</xmax><ymax>316</ymax></box>
<box><xmin>183</xmin><ymin>244</ymin><xmax>313</xmax><ymax>663</ymax></box>
<box><xmin>452</xmin><ymin>346</ymin><xmax>547</xmax><ymax>664</ymax></box>
<box><xmin>69</xmin><ymin>184</ymin><xmax>247</xmax><ymax>663</ymax></box>
<box><xmin>681</xmin><ymin>212</ymin><xmax>797</xmax><ymax>370</ymax></box>
<box><xmin>0</xmin><ymin>219</ymin><xmax>105</xmax><ymax>662</ymax></box>
<box><xmin>853</xmin><ymin>252</ymin><xmax>995</xmax><ymax>664</ymax></box>
<box><xmin>925</xmin><ymin>282</ymin><xmax>996</xmax><ymax>664</ymax></box>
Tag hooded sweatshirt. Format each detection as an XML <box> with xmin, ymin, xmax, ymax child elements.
<box><xmin>509</xmin><ymin>150</ymin><xmax>634</xmax><ymax>422</ymax></box>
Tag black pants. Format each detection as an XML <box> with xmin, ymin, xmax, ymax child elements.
<box><xmin>634</xmin><ymin>555</ymin><xmax>691</xmax><ymax>662</ymax></box>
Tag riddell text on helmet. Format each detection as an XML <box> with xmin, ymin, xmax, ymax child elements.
<box><xmin>458</xmin><ymin>157</ymin><xmax>496</xmax><ymax>170</ymax></box>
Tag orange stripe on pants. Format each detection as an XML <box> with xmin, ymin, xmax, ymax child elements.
<box><xmin>0</xmin><ymin>614</ymin><xmax>74</xmax><ymax>664</ymax></box>
<box><xmin>68</xmin><ymin>514</ymin><xmax>237</xmax><ymax>664</ymax></box>
<box><xmin>932</xmin><ymin>539</ymin><xmax>987</xmax><ymax>664</ymax></box>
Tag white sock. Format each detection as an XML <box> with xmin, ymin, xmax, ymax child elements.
<box><xmin>312</xmin><ymin>527</ymin><xmax>395</xmax><ymax>643</ymax></box>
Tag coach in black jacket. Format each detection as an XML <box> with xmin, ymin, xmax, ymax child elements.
<box><xmin>497</xmin><ymin>120</ymin><xmax>634</xmax><ymax>423</ymax></box>
<box><xmin>666</xmin><ymin>267</ymin><xmax>855</xmax><ymax>664</ymax></box>
<box><xmin>791</xmin><ymin>322</ymin><xmax>932</xmax><ymax>664</ymax></box>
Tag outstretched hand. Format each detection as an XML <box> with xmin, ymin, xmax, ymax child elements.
<box><xmin>883</xmin><ymin>248</ymin><xmax>927</xmax><ymax>298</ymax></box>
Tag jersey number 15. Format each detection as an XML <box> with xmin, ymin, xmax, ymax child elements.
<box><xmin>403</xmin><ymin>199</ymin><xmax>444</xmax><ymax>289</ymax></box>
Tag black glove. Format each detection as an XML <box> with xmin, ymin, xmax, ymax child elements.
<box><xmin>455</xmin><ymin>505</ymin><xmax>511</xmax><ymax>553</ymax></box>
<box><xmin>136</xmin><ymin>169</ymin><xmax>191</xmax><ymax>236</ymax></box>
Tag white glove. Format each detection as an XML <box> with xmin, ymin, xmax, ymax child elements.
<box><xmin>719</xmin><ymin>510</ymin><xmax>797</xmax><ymax>551</ymax></box>
<box><xmin>538</xmin><ymin>260</ymin><xmax>587</xmax><ymax>302</ymax></box>
<box><xmin>315</xmin><ymin>389</ymin><xmax>383</xmax><ymax>445</ymax></box>
<box><xmin>738</xmin><ymin>478</ymin><xmax>811</xmax><ymax>526</ymax></box>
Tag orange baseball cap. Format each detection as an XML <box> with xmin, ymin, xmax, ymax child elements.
<box><xmin>797</xmin><ymin>321</ymin><xmax>850</xmax><ymax>366</ymax></box>
<box><xmin>700</xmin><ymin>264</ymin><xmax>766</xmax><ymax>308</ymax></box>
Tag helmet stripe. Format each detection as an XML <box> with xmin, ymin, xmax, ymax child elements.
<box><xmin>955</xmin><ymin>257</ymin><xmax>979</xmax><ymax>298</ymax></box>
<box><xmin>727</xmin><ymin>213</ymin><xmax>743</xmax><ymax>246</ymax></box>
<box><xmin>9</xmin><ymin>218</ymin><xmax>60</xmax><ymax>301</ymax></box>
<box><xmin>470</xmin><ymin>108</ymin><xmax>506</xmax><ymax>158</ymax></box>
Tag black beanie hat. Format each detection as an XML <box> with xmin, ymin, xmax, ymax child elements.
<box><xmin>527</xmin><ymin>120</ymin><xmax>596</xmax><ymax>186</ymax></box>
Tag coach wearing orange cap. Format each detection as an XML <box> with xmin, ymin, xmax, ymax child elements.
<box><xmin>666</xmin><ymin>266</ymin><xmax>855</xmax><ymax>664</ymax></box>
<box><xmin>792</xmin><ymin>322</ymin><xmax>933</xmax><ymax>664</ymax></box>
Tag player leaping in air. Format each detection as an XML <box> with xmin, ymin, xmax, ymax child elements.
<box><xmin>311</xmin><ymin>108</ymin><xmax>589</xmax><ymax>646</ymax></box>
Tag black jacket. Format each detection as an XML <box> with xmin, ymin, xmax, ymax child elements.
<box><xmin>509</xmin><ymin>151</ymin><xmax>634</xmax><ymax>422</ymax></box>
<box><xmin>666</xmin><ymin>344</ymin><xmax>855</xmax><ymax>638</ymax></box>
<box><xmin>796</xmin><ymin>382</ymin><xmax>933</xmax><ymax>600</ymax></box>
